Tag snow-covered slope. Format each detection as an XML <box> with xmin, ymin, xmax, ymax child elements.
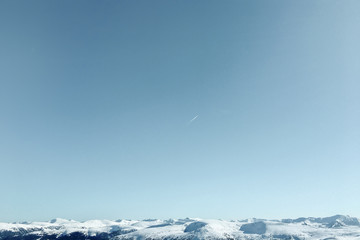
<box><xmin>1</xmin><ymin>215</ymin><xmax>359</xmax><ymax>240</ymax></box>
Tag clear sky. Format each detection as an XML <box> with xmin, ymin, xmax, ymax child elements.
<box><xmin>0</xmin><ymin>0</ymin><xmax>359</xmax><ymax>222</ymax></box>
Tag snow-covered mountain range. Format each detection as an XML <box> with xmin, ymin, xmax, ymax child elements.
<box><xmin>1</xmin><ymin>215</ymin><xmax>359</xmax><ymax>240</ymax></box>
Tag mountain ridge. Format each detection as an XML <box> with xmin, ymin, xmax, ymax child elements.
<box><xmin>1</xmin><ymin>215</ymin><xmax>359</xmax><ymax>240</ymax></box>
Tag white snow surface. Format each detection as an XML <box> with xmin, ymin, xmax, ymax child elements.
<box><xmin>0</xmin><ymin>215</ymin><xmax>360</xmax><ymax>239</ymax></box>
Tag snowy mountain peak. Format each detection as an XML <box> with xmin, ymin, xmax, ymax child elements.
<box><xmin>49</xmin><ymin>218</ymin><xmax>75</xmax><ymax>224</ymax></box>
<box><xmin>0</xmin><ymin>215</ymin><xmax>359</xmax><ymax>240</ymax></box>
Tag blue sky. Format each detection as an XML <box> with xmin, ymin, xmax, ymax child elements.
<box><xmin>0</xmin><ymin>0</ymin><xmax>359</xmax><ymax>222</ymax></box>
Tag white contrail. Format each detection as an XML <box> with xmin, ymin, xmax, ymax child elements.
<box><xmin>188</xmin><ymin>115</ymin><xmax>199</xmax><ymax>125</ymax></box>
